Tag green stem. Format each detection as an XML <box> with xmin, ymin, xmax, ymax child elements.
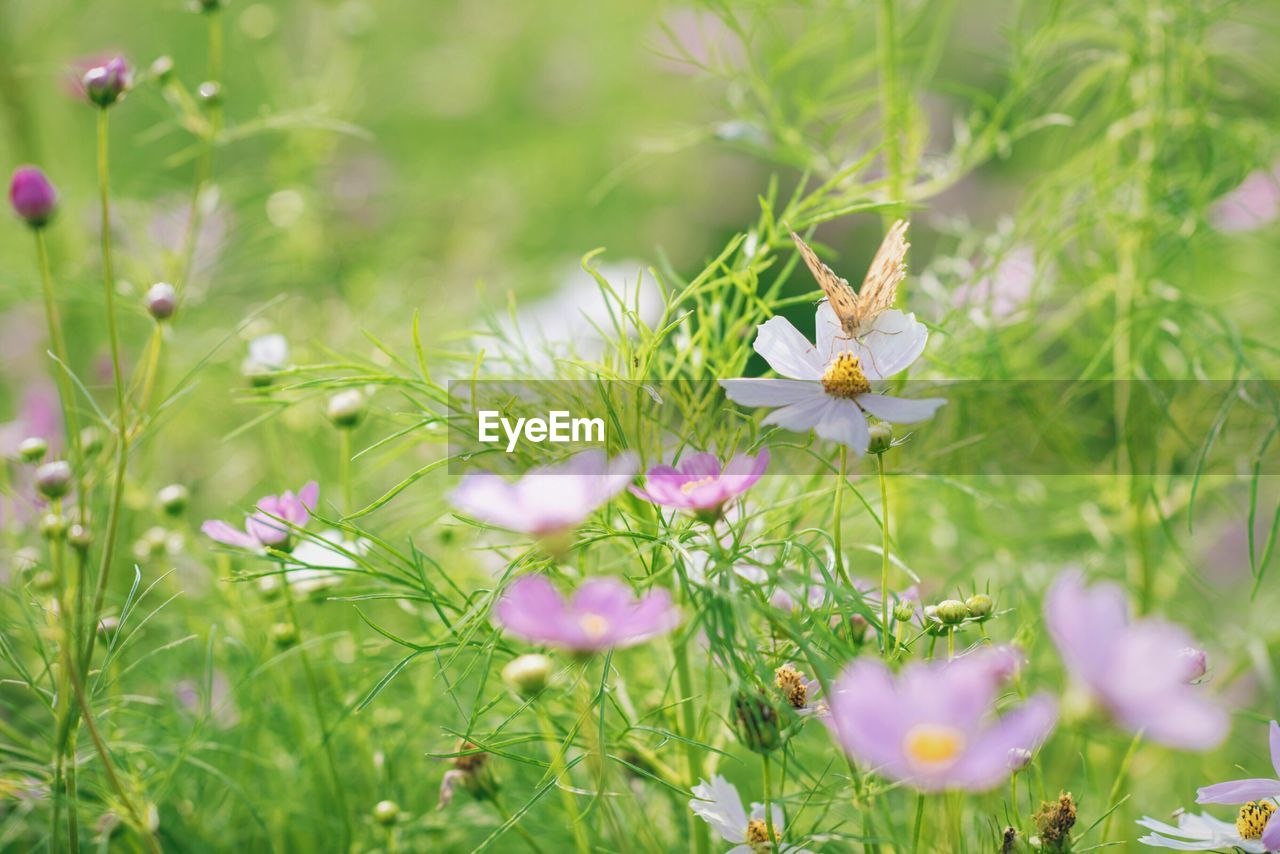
<box><xmin>876</xmin><ymin>452</ymin><xmax>892</xmax><ymax>655</ymax></box>
<box><xmin>911</xmin><ymin>792</ymin><xmax>925</xmax><ymax>851</ymax></box>
<box><xmin>675</xmin><ymin>634</ymin><xmax>710</xmax><ymax>854</ymax></box>
<box><xmin>1100</xmin><ymin>730</ymin><xmax>1143</xmax><ymax>843</ymax></box>
<box><xmin>281</xmin><ymin>581</ymin><xmax>352</xmax><ymax>846</ymax></box>
<box><xmin>832</xmin><ymin>445</ymin><xmax>849</xmax><ymax>585</ymax></box>
<box><xmin>339</xmin><ymin>429</ymin><xmax>353</xmax><ymax>515</ymax></box>
<box><xmin>535</xmin><ymin>706</ymin><xmax>590</xmax><ymax>854</ymax></box>
<box><xmin>81</xmin><ymin>107</ymin><xmax>129</xmax><ymax>675</ymax></box>
<box><xmin>877</xmin><ymin>0</ymin><xmax>906</xmax><ymax>207</ymax></box>
<box><xmin>762</xmin><ymin>753</ymin><xmax>779</xmax><ymax>847</ymax></box>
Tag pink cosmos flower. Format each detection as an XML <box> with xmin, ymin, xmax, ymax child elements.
<box><xmin>953</xmin><ymin>245</ymin><xmax>1036</xmax><ymax>320</ymax></box>
<box><xmin>631</xmin><ymin>450</ymin><xmax>768</xmax><ymax>516</ymax></box>
<box><xmin>448</xmin><ymin>450</ymin><xmax>637</xmax><ymax>536</ymax></box>
<box><xmin>1196</xmin><ymin>719</ymin><xmax>1280</xmax><ymax>850</ymax></box>
<box><xmin>201</xmin><ymin>482</ymin><xmax>319</xmax><ymax>551</ymax></box>
<box><xmin>1210</xmin><ymin>166</ymin><xmax>1280</xmax><ymax>233</ymax></box>
<box><xmin>493</xmin><ymin>575</ymin><xmax>680</xmax><ymax>653</ymax></box>
<box><xmin>1044</xmin><ymin>570</ymin><xmax>1228</xmax><ymax>750</ymax></box>
<box><xmin>826</xmin><ymin>648</ymin><xmax>1057</xmax><ymax>792</ymax></box>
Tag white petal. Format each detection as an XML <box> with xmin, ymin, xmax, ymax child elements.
<box><xmin>762</xmin><ymin>394</ymin><xmax>838</xmax><ymax>433</ymax></box>
<box><xmin>721</xmin><ymin>378</ymin><xmax>820</xmax><ymax>408</ymax></box>
<box><xmin>814</xmin><ymin>301</ymin><xmax>849</xmax><ymax>358</ymax></box>
<box><xmin>850</xmin><ymin>310</ymin><xmax>928</xmax><ymax>379</ymax></box>
<box><xmin>754</xmin><ymin>316</ymin><xmax>823</xmax><ymax>380</ymax></box>
<box><xmin>812</xmin><ymin>397</ymin><xmax>870</xmax><ymax>454</ymax></box>
<box><xmin>855</xmin><ymin>393</ymin><xmax>946</xmax><ymax>424</ymax></box>
<box><xmin>689</xmin><ymin>776</ymin><xmax>748</xmax><ymax>844</ymax></box>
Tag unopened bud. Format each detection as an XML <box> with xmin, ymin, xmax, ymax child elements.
<box><xmin>145</xmin><ymin>282</ymin><xmax>177</xmax><ymax>320</ymax></box>
<box><xmin>157</xmin><ymin>484</ymin><xmax>190</xmax><ymax>515</ymax></box>
<box><xmin>68</xmin><ymin>524</ymin><xmax>93</xmax><ymax>551</ymax></box>
<box><xmin>80</xmin><ymin>427</ymin><xmax>104</xmax><ymax>455</ymax></box>
<box><xmin>35</xmin><ymin>460</ymin><xmax>72</xmax><ymax>499</ymax></box>
<box><xmin>868</xmin><ymin>422</ymin><xmax>894</xmax><ymax>454</ymax></box>
<box><xmin>197</xmin><ymin>81</ymin><xmax>222</xmax><ymax>106</ymax></box>
<box><xmin>326</xmin><ymin>389</ymin><xmax>365</xmax><ymax>429</ymax></box>
<box><xmin>935</xmin><ymin>599</ymin><xmax>968</xmax><ymax>626</ymax></box>
<box><xmin>502</xmin><ymin>653</ymin><xmax>551</xmax><ymax>697</ymax></box>
<box><xmin>1180</xmin><ymin>647</ymin><xmax>1208</xmax><ymax>682</ymax></box>
<box><xmin>150</xmin><ymin>55</ymin><xmax>175</xmax><ymax>83</ymax></box>
<box><xmin>731</xmin><ymin>690</ymin><xmax>783</xmax><ymax>754</ymax></box>
<box><xmin>83</xmin><ymin>57</ymin><xmax>131</xmax><ymax>108</ymax></box>
<box><xmin>18</xmin><ymin>436</ymin><xmax>48</xmax><ymax>463</ymax></box>
<box><xmin>40</xmin><ymin>512</ymin><xmax>68</xmax><ymax>539</ymax></box>
<box><xmin>270</xmin><ymin>622</ymin><xmax>299</xmax><ymax>647</ymax></box>
<box><xmin>892</xmin><ymin>600</ymin><xmax>916</xmax><ymax>622</ymax></box>
<box><xmin>97</xmin><ymin>615</ymin><xmax>120</xmax><ymax>637</ymax></box>
<box><xmin>9</xmin><ymin>166</ymin><xmax>58</xmax><ymax>228</ymax></box>
<box><xmin>1008</xmin><ymin>747</ymin><xmax>1033</xmax><ymax>772</ymax></box>
<box><xmin>372</xmin><ymin>799</ymin><xmax>399</xmax><ymax>826</ymax></box>
<box><xmin>964</xmin><ymin>593</ymin><xmax>994</xmax><ymax>620</ymax></box>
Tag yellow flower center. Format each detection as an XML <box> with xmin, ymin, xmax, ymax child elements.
<box><xmin>1237</xmin><ymin>801</ymin><xmax>1276</xmax><ymax>840</ymax></box>
<box><xmin>745</xmin><ymin>818</ymin><xmax>779</xmax><ymax>851</ymax></box>
<box><xmin>578</xmin><ymin>613</ymin><xmax>610</xmax><ymax>640</ymax></box>
<box><xmin>821</xmin><ymin>353</ymin><xmax>871</xmax><ymax>399</ymax></box>
<box><xmin>903</xmin><ymin>724</ymin><xmax>966</xmax><ymax>767</ymax></box>
<box><xmin>680</xmin><ymin>476</ymin><xmax>717</xmax><ymax>494</ymax></box>
<box><xmin>774</xmin><ymin>664</ymin><xmax>809</xmax><ymax>709</ymax></box>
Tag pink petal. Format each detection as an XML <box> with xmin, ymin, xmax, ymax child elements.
<box><xmin>1196</xmin><ymin>778</ymin><xmax>1280</xmax><ymax>804</ymax></box>
<box><xmin>201</xmin><ymin>520</ymin><xmax>259</xmax><ymax>549</ymax></box>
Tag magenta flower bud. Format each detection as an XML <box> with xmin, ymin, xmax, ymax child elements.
<box><xmin>9</xmin><ymin>166</ymin><xmax>58</xmax><ymax>227</ymax></box>
<box><xmin>1179</xmin><ymin>646</ymin><xmax>1208</xmax><ymax>682</ymax></box>
<box><xmin>145</xmin><ymin>282</ymin><xmax>177</xmax><ymax>320</ymax></box>
<box><xmin>82</xmin><ymin>56</ymin><xmax>130</xmax><ymax>107</ymax></box>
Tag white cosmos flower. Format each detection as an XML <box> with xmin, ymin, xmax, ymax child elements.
<box><xmin>689</xmin><ymin>775</ymin><xmax>815</xmax><ymax>854</ymax></box>
<box><xmin>1138</xmin><ymin>810</ymin><xmax>1269</xmax><ymax>852</ymax></box>
<box><xmin>719</xmin><ymin>304</ymin><xmax>944</xmax><ymax>454</ymax></box>
<box><xmin>260</xmin><ymin>529</ymin><xmax>362</xmax><ymax>596</ymax></box>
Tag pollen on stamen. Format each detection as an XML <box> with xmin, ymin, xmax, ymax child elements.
<box><xmin>745</xmin><ymin>818</ymin><xmax>779</xmax><ymax>852</ymax></box>
<box><xmin>1236</xmin><ymin>800</ymin><xmax>1276</xmax><ymax>840</ymax></box>
<box><xmin>821</xmin><ymin>353</ymin><xmax>871</xmax><ymax>399</ymax></box>
<box><xmin>578</xmin><ymin>613</ymin><xmax>610</xmax><ymax>640</ymax></box>
<box><xmin>680</xmin><ymin>476</ymin><xmax>717</xmax><ymax>494</ymax></box>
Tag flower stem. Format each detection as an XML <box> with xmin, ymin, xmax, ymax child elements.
<box><xmin>1100</xmin><ymin>729</ymin><xmax>1143</xmax><ymax>843</ymax></box>
<box><xmin>911</xmin><ymin>792</ymin><xmax>925</xmax><ymax>850</ymax></box>
<box><xmin>876</xmin><ymin>452</ymin><xmax>892</xmax><ymax>656</ymax></box>
<box><xmin>832</xmin><ymin>445</ymin><xmax>849</xmax><ymax>585</ymax></box>
<box><xmin>877</xmin><ymin>0</ymin><xmax>906</xmax><ymax>208</ymax></box>
<box><xmin>762</xmin><ymin>753</ymin><xmax>779</xmax><ymax>847</ymax></box>
<box><xmin>675</xmin><ymin>632</ymin><xmax>710</xmax><ymax>854</ymax></box>
<box><xmin>339</xmin><ymin>429</ymin><xmax>353</xmax><ymax>515</ymax></box>
<box><xmin>535</xmin><ymin>705</ymin><xmax>590</xmax><ymax>854</ymax></box>
<box><xmin>81</xmin><ymin>107</ymin><xmax>130</xmax><ymax>675</ymax></box>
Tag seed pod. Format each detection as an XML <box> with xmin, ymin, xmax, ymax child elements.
<box><xmin>731</xmin><ymin>690</ymin><xmax>783</xmax><ymax>754</ymax></box>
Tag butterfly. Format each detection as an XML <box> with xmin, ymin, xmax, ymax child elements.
<box><xmin>789</xmin><ymin>219</ymin><xmax>910</xmax><ymax>341</ymax></box>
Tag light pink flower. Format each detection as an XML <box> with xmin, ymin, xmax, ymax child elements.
<box><xmin>632</xmin><ymin>450</ymin><xmax>768</xmax><ymax>516</ymax></box>
<box><xmin>201</xmin><ymin>482</ymin><xmax>319</xmax><ymax>551</ymax></box>
<box><xmin>493</xmin><ymin>575</ymin><xmax>680</xmax><ymax>653</ymax></box>
<box><xmin>1044</xmin><ymin>570</ymin><xmax>1228</xmax><ymax>750</ymax></box>
<box><xmin>826</xmin><ymin>648</ymin><xmax>1056</xmax><ymax>792</ymax></box>
<box><xmin>1210</xmin><ymin>166</ymin><xmax>1280</xmax><ymax>233</ymax></box>
<box><xmin>448</xmin><ymin>450</ymin><xmax>637</xmax><ymax>536</ymax></box>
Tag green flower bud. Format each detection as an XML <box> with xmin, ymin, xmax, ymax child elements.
<box><xmin>501</xmin><ymin>653</ymin><xmax>551</xmax><ymax>698</ymax></box>
<box><xmin>868</xmin><ymin>422</ymin><xmax>894</xmax><ymax>454</ymax></box>
<box><xmin>80</xmin><ymin>427</ymin><xmax>104</xmax><ymax>455</ymax></box>
<box><xmin>97</xmin><ymin>615</ymin><xmax>120</xmax><ymax>637</ymax></box>
<box><xmin>68</xmin><ymin>524</ymin><xmax>93</xmax><ymax>552</ymax></box>
<box><xmin>326</xmin><ymin>389</ymin><xmax>366</xmax><ymax>429</ymax></box>
<box><xmin>17</xmin><ymin>436</ymin><xmax>48</xmax><ymax>463</ymax></box>
<box><xmin>893</xmin><ymin>599</ymin><xmax>916</xmax><ymax>622</ymax></box>
<box><xmin>935</xmin><ymin>599</ymin><xmax>968</xmax><ymax>626</ymax></box>
<box><xmin>965</xmin><ymin>593</ymin><xmax>994</xmax><ymax>620</ymax></box>
<box><xmin>150</xmin><ymin>55</ymin><xmax>175</xmax><ymax>83</ymax></box>
<box><xmin>197</xmin><ymin>81</ymin><xmax>223</xmax><ymax>106</ymax></box>
<box><xmin>35</xmin><ymin>461</ymin><xmax>72</xmax><ymax>499</ymax></box>
<box><xmin>40</xmin><ymin>512</ymin><xmax>67</xmax><ymax>540</ymax></box>
<box><xmin>731</xmin><ymin>690</ymin><xmax>783</xmax><ymax>754</ymax></box>
<box><xmin>373</xmin><ymin>799</ymin><xmax>399</xmax><ymax>826</ymax></box>
<box><xmin>270</xmin><ymin>622</ymin><xmax>299</xmax><ymax>647</ymax></box>
<box><xmin>157</xmin><ymin>484</ymin><xmax>189</xmax><ymax>516</ymax></box>
<box><xmin>32</xmin><ymin>570</ymin><xmax>56</xmax><ymax>592</ymax></box>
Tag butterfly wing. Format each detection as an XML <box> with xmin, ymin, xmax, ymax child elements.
<box><xmin>853</xmin><ymin>219</ymin><xmax>910</xmax><ymax>330</ymax></box>
<box><xmin>790</xmin><ymin>230</ymin><xmax>860</xmax><ymax>336</ymax></box>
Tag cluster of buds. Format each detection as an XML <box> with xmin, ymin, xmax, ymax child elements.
<box><xmin>922</xmin><ymin>593</ymin><xmax>996</xmax><ymax>634</ymax></box>
<box><xmin>437</xmin><ymin>741</ymin><xmax>498</xmax><ymax>809</ymax></box>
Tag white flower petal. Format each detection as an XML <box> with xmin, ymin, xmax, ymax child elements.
<box><xmin>814</xmin><ymin>301</ymin><xmax>848</xmax><ymax>358</ymax></box>
<box><xmin>849</xmin><ymin>310</ymin><xmax>928</xmax><ymax>380</ymax></box>
<box><xmin>855</xmin><ymin>393</ymin><xmax>945</xmax><ymax>424</ymax></box>
<box><xmin>754</xmin><ymin>317</ymin><xmax>824</xmax><ymax>380</ymax></box>
<box><xmin>762</xmin><ymin>394</ymin><xmax>839</xmax><ymax>433</ymax></box>
<box><xmin>720</xmin><ymin>378</ymin><xmax>820</xmax><ymax>408</ymax></box>
<box><xmin>813</xmin><ymin>397</ymin><xmax>870</xmax><ymax>454</ymax></box>
<box><xmin>690</xmin><ymin>776</ymin><xmax>748</xmax><ymax>844</ymax></box>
